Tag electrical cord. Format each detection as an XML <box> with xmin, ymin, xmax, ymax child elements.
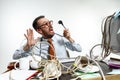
<box><xmin>88</xmin><ymin>57</ymin><xmax>106</xmax><ymax>80</ymax></box>
<box><xmin>89</xmin><ymin>12</ymin><xmax>120</xmax><ymax>80</ymax></box>
<box><xmin>31</xmin><ymin>41</ymin><xmax>90</xmax><ymax>79</ymax></box>
<box><xmin>90</xmin><ymin>14</ymin><xmax>115</xmax><ymax>61</ymax></box>
<box><xmin>31</xmin><ymin>41</ymin><xmax>62</xmax><ymax>80</ymax></box>
<box><xmin>88</xmin><ymin>14</ymin><xmax>114</xmax><ymax>80</ymax></box>
<box><xmin>28</xmin><ymin>38</ymin><xmax>106</xmax><ymax>80</ymax></box>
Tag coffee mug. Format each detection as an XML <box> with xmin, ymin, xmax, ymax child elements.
<box><xmin>14</xmin><ymin>57</ymin><xmax>30</xmax><ymax>70</ymax></box>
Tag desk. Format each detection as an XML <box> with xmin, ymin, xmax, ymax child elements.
<box><xmin>1</xmin><ymin>70</ymin><xmax>120</xmax><ymax>80</ymax></box>
<box><xmin>83</xmin><ymin>74</ymin><xmax>120</xmax><ymax>80</ymax></box>
<box><xmin>4</xmin><ymin>62</ymin><xmax>120</xmax><ymax>80</ymax></box>
<box><xmin>58</xmin><ymin>73</ymin><xmax>120</xmax><ymax>80</ymax></box>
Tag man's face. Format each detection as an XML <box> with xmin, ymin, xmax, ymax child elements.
<box><xmin>37</xmin><ymin>18</ymin><xmax>55</xmax><ymax>38</ymax></box>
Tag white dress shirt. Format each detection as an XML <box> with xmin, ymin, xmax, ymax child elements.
<box><xmin>13</xmin><ymin>34</ymin><xmax>82</xmax><ymax>60</ymax></box>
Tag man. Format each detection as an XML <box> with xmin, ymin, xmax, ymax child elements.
<box><xmin>13</xmin><ymin>15</ymin><xmax>82</xmax><ymax>60</ymax></box>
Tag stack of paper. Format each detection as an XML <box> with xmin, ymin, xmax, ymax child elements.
<box><xmin>108</xmin><ymin>54</ymin><xmax>120</xmax><ymax>69</ymax></box>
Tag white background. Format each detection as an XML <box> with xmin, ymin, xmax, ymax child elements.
<box><xmin>0</xmin><ymin>0</ymin><xmax>120</xmax><ymax>73</ymax></box>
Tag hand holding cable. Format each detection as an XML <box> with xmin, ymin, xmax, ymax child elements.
<box><xmin>63</xmin><ymin>29</ymin><xmax>74</xmax><ymax>43</ymax></box>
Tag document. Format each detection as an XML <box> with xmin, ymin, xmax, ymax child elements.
<box><xmin>0</xmin><ymin>70</ymin><xmax>37</xmax><ymax>80</ymax></box>
<box><xmin>107</xmin><ymin>69</ymin><xmax>120</xmax><ymax>74</ymax></box>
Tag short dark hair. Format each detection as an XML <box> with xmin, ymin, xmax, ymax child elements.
<box><xmin>32</xmin><ymin>15</ymin><xmax>45</xmax><ymax>31</ymax></box>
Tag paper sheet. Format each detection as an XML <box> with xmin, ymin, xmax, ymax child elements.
<box><xmin>107</xmin><ymin>69</ymin><xmax>120</xmax><ymax>74</ymax></box>
<box><xmin>75</xmin><ymin>72</ymin><xmax>100</xmax><ymax>79</ymax></box>
<box><xmin>0</xmin><ymin>70</ymin><xmax>37</xmax><ymax>80</ymax></box>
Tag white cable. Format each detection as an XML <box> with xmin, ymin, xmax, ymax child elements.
<box><xmin>30</xmin><ymin>41</ymin><xmax>106</xmax><ymax>80</ymax></box>
<box><xmin>88</xmin><ymin>57</ymin><xmax>106</xmax><ymax>80</ymax></box>
<box><xmin>31</xmin><ymin>41</ymin><xmax>62</xmax><ymax>80</ymax></box>
<box><xmin>70</xmin><ymin>56</ymin><xmax>106</xmax><ymax>80</ymax></box>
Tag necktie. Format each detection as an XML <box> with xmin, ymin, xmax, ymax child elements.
<box><xmin>47</xmin><ymin>39</ymin><xmax>55</xmax><ymax>60</ymax></box>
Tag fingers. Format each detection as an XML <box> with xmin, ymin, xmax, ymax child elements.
<box><xmin>23</xmin><ymin>28</ymin><xmax>37</xmax><ymax>51</ymax></box>
<box><xmin>24</xmin><ymin>34</ymin><xmax>28</xmax><ymax>40</ymax></box>
<box><xmin>24</xmin><ymin>28</ymin><xmax>34</xmax><ymax>39</ymax></box>
<box><xmin>24</xmin><ymin>28</ymin><xmax>35</xmax><ymax>45</ymax></box>
<box><xmin>63</xmin><ymin>29</ymin><xmax>70</xmax><ymax>38</ymax></box>
<box><xmin>27</xmin><ymin>28</ymin><xmax>33</xmax><ymax>38</ymax></box>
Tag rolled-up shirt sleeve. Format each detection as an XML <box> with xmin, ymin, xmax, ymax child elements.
<box><xmin>63</xmin><ymin>37</ymin><xmax>82</xmax><ymax>52</ymax></box>
<box><xmin>13</xmin><ymin>46</ymin><xmax>32</xmax><ymax>60</ymax></box>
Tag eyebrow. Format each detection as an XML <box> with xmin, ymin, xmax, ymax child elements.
<box><xmin>41</xmin><ymin>20</ymin><xmax>49</xmax><ymax>24</ymax></box>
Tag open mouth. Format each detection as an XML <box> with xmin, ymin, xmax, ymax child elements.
<box><xmin>49</xmin><ymin>28</ymin><xmax>54</xmax><ymax>33</ymax></box>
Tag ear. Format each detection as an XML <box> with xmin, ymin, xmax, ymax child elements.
<box><xmin>36</xmin><ymin>29</ymin><xmax>42</xmax><ymax>34</ymax></box>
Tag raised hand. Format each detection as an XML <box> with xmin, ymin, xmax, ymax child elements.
<box><xmin>23</xmin><ymin>28</ymin><xmax>37</xmax><ymax>51</ymax></box>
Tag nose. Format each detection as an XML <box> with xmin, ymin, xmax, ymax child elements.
<box><xmin>49</xmin><ymin>24</ymin><xmax>53</xmax><ymax>28</ymax></box>
<box><xmin>48</xmin><ymin>23</ymin><xmax>53</xmax><ymax>28</ymax></box>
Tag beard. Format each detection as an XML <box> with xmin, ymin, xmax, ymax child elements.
<box><xmin>47</xmin><ymin>34</ymin><xmax>54</xmax><ymax>38</ymax></box>
<box><xmin>43</xmin><ymin>32</ymin><xmax>55</xmax><ymax>39</ymax></box>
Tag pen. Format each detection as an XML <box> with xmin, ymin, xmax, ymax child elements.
<box><xmin>26</xmin><ymin>70</ymin><xmax>41</xmax><ymax>80</ymax></box>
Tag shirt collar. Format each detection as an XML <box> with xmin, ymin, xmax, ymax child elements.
<box><xmin>41</xmin><ymin>34</ymin><xmax>56</xmax><ymax>41</ymax></box>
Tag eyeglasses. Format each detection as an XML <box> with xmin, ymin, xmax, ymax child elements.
<box><xmin>38</xmin><ymin>20</ymin><xmax>53</xmax><ymax>28</ymax></box>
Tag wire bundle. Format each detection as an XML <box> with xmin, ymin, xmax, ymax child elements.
<box><xmin>31</xmin><ymin>41</ymin><xmax>106</xmax><ymax>80</ymax></box>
